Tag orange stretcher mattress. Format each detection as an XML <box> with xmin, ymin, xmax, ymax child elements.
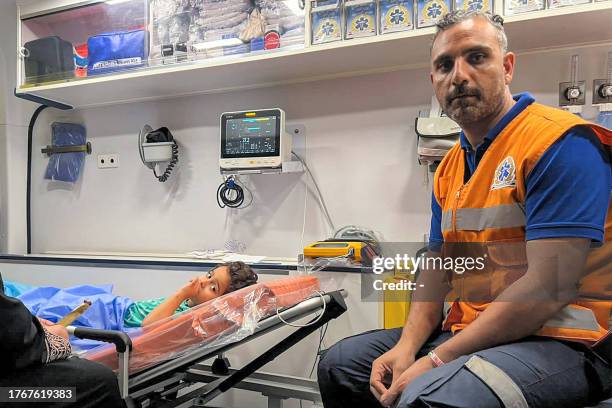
<box><xmin>83</xmin><ymin>276</ymin><xmax>320</xmax><ymax>374</ymax></box>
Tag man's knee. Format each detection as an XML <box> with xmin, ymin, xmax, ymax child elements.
<box><xmin>397</xmin><ymin>355</ymin><xmax>527</xmax><ymax>408</ymax></box>
<box><xmin>0</xmin><ymin>358</ymin><xmax>124</xmax><ymax>408</ymax></box>
<box><xmin>318</xmin><ymin>332</ymin><xmax>375</xmax><ymax>386</ymax></box>
<box><xmin>71</xmin><ymin>358</ymin><xmax>118</xmax><ymax>385</ymax></box>
<box><xmin>53</xmin><ymin>358</ymin><xmax>124</xmax><ymax>408</ymax></box>
<box><xmin>317</xmin><ymin>340</ymin><xmax>342</xmax><ymax>387</ymax></box>
<box><xmin>318</xmin><ymin>332</ymin><xmax>380</xmax><ymax>396</ymax></box>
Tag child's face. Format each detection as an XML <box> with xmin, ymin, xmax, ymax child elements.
<box><xmin>187</xmin><ymin>266</ymin><xmax>232</xmax><ymax>307</ymax></box>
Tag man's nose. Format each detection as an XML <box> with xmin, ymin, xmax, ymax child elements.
<box><xmin>451</xmin><ymin>58</ymin><xmax>470</xmax><ymax>86</ymax></box>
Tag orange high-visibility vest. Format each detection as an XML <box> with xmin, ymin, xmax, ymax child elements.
<box><xmin>433</xmin><ymin>102</ymin><xmax>612</xmax><ymax>345</ymax></box>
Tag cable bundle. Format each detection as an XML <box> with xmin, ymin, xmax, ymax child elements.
<box><xmin>153</xmin><ymin>141</ymin><xmax>179</xmax><ymax>182</ymax></box>
<box><xmin>217</xmin><ymin>176</ymin><xmax>245</xmax><ymax>208</ymax></box>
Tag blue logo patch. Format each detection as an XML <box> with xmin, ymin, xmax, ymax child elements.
<box><xmin>491</xmin><ymin>156</ymin><xmax>517</xmax><ymax>190</ymax></box>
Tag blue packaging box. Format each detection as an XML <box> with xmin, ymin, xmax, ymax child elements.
<box><xmin>454</xmin><ymin>0</ymin><xmax>493</xmax><ymax>12</ymax></box>
<box><xmin>311</xmin><ymin>2</ymin><xmax>343</xmax><ymax>44</ymax></box>
<box><xmin>345</xmin><ymin>1</ymin><xmax>377</xmax><ymax>39</ymax></box>
<box><xmin>417</xmin><ymin>0</ymin><xmax>451</xmax><ymax>28</ymax></box>
<box><xmin>380</xmin><ymin>0</ymin><xmax>414</xmax><ymax>34</ymax></box>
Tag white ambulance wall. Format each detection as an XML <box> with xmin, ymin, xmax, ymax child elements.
<box><xmin>0</xmin><ymin>0</ymin><xmax>35</xmax><ymax>254</ymax></box>
<box><xmin>26</xmin><ymin>70</ymin><xmax>432</xmax><ymax>256</ymax></box>
<box><xmin>1</xmin><ymin>43</ymin><xmax>609</xmax><ymax>256</ymax></box>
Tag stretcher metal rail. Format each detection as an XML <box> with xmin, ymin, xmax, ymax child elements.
<box><xmin>69</xmin><ymin>289</ymin><xmax>347</xmax><ymax>407</ymax></box>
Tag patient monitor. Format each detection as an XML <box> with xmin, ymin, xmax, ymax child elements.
<box><xmin>220</xmin><ymin>108</ymin><xmax>292</xmax><ymax>171</ymax></box>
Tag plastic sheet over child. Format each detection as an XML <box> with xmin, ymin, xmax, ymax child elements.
<box><xmin>83</xmin><ymin>275</ymin><xmax>320</xmax><ymax>374</ymax></box>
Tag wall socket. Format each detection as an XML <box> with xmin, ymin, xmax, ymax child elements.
<box><xmin>97</xmin><ymin>154</ymin><xmax>119</xmax><ymax>169</ymax></box>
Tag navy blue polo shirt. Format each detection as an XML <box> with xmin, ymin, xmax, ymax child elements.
<box><xmin>429</xmin><ymin>92</ymin><xmax>611</xmax><ymax>248</ymax></box>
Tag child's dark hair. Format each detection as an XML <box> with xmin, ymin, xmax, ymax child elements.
<box><xmin>223</xmin><ymin>261</ymin><xmax>258</xmax><ymax>292</ymax></box>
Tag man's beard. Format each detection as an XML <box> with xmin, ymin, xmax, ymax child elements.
<box><xmin>443</xmin><ymin>84</ymin><xmax>503</xmax><ymax>126</ymax></box>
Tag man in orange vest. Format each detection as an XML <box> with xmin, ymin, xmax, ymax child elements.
<box><xmin>317</xmin><ymin>10</ymin><xmax>611</xmax><ymax>408</ymax></box>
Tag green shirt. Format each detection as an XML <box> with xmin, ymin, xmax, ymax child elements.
<box><xmin>123</xmin><ymin>297</ymin><xmax>191</xmax><ymax>328</ymax></box>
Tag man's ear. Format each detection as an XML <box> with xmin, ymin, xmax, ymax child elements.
<box><xmin>503</xmin><ymin>52</ymin><xmax>516</xmax><ymax>85</ymax></box>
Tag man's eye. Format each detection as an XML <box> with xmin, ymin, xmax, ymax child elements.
<box><xmin>211</xmin><ymin>285</ymin><xmax>217</xmax><ymax>292</ymax></box>
<box><xmin>206</xmin><ymin>272</ymin><xmax>212</xmax><ymax>279</ymax></box>
<box><xmin>469</xmin><ymin>53</ymin><xmax>485</xmax><ymax>64</ymax></box>
<box><xmin>437</xmin><ymin>60</ymin><xmax>452</xmax><ymax>72</ymax></box>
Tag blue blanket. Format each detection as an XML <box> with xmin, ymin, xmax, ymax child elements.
<box><xmin>3</xmin><ymin>280</ymin><xmax>35</xmax><ymax>297</ymax></box>
<box><xmin>4</xmin><ymin>280</ymin><xmax>139</xmax><ymax>350</ymax></box>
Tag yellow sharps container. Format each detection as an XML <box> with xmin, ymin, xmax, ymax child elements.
<box><xmin>383</xmin><ymin>267</ymin><xmax>415</xmax><ymax>329</ymax></box>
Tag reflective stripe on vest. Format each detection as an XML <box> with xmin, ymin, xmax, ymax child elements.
<box><xmin>544</xmin><ymin>306</ymin><xmax>600</xmax><ymax>331</ymax></box>
<box><xmin>442</xmin><ymin>210</ymin><xmax>453</xmax><ymax>232</ymax></box>
<box><xmin>442</xmin><ymin>204</ymin><xmax>526</xmax><ymax>232</ymax></box>
<box><xmin>443</xmin><ymin>301</ymin><xmax>453</xmax><ymax>321</ymax></box>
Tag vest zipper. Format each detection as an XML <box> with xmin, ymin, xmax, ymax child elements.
<box><xmin>453</xmin><ymin>185</ymin><xmax>465</xmax><ymax>233</ymax></box>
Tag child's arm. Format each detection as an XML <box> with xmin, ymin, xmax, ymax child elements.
<box><xmin>142</xmin><ymin>279</ymin><xmax>198</xmax><ymax>327</ymax></box>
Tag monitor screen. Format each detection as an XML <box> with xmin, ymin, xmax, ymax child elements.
<box><xmin>221</xmin><ymin>110</ymin><xmax>281</xmax><ymax>159</ymax></box>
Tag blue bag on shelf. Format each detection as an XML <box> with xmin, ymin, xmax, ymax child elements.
<box><xmin>87</xmin><ymin>29</ymin><xmax>146</xmax><ymax>75</ymax></box>
<box><xmin>222</xmin><ymin>33</ymin><xmax>251</xmax><ymax>56</ymax></box>
<box><xmin>44</xmin><ymin>122</ymin><xmax>86</xmax><ymax>183</ymax></box>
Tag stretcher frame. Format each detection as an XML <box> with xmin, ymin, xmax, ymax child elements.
<box><xmin>68</xmin><ymin>289</ymin><xmax>347</xmax><ymax>407</ymax></box>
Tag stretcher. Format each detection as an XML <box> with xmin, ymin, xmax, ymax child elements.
<box><xmin>67</xmin><ymin>276</ymin><xmax>347</xmax><ymax>407</ymax></box>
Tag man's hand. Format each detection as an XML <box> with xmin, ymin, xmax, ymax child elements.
<box><xmin>38</xmin><ymin>318</ymin><xmax>69</xmax><ymax>341</ymax></box>
<box><xmin>370</xmin><ymin>343</ymin><xmax>415</xmax><ymax>403</ymax></box>
<box><xmin>38</xmin><ymin>317</ymin><xmax>54</xmax><ymax>326</ymax></box>
<box><xmin>380</xmin><ymin>356</ymin><xmax>435</xmax><ymax>407</ymax></box>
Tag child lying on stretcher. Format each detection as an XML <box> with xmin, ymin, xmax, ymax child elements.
<box><xmin>124</xmin><ymin>261</ymin><xmax>258</xmax><ymax>327</ymax></box>
<box><xmin>6</xmin><ymin>261</ymin><xmax>258</xmax><ymax>333</ymax></box>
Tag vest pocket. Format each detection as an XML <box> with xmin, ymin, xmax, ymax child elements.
<box><xmin>437</xmin><ymin>176</ymin><xmax>451</xmax><ymax>203</ymax></box>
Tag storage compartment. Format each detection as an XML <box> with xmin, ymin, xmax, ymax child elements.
<box><xmin>149</xmin><ymin>0</ymin><xmax>306</xmax><ymax>65</ymax></box>
<box><xmin>20</xmin><ymin>0</ymin><xmax>147</xmax><ymax>86</ymax></box>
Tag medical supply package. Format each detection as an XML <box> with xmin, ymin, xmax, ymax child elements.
<box><xmin>504</xmin><ymin>0</ymin><xmax>544</xmax><ymax>15</ymax></box>
<box><xmin>379</xmin><ymin>0</ymin><xmax>414</xmax><ymax>34</ymax></box>
<box><xmin>345</xmin><ymin>1</ymin><xmax>377</xmax><ymax>39</ymax></box>
<box><xmin>311</xmin><ymin>1</ymin><xmax>343</xmax><ymax>44</ymax></box>
<box><xmin>149</xmin><ymin>0</ymin><xmax>253</xmax><ymax>61</ymax></box>
<box><xmin>44</xmin><ymin>122</ymin><xmax>87</xmax><ymax>184</ymax></box>
<box><xmin>454</xmin><ymin>0</ymin><xmax>493</xmax><ymax>13</ymax></box>
<box><xmin>548</xmin><ymin>0</ymin><xmax>590</xmax><ymax>8</ymax></box>
<box><xmin>23</xmin><ymin>36</ymin><xmax>75</xmax><ymax>84</ymax></box>
<box><xmin>417</xmin><ymin>0</ymin><xmax>451</xmax><ymax>28</ymax></box>
<box><xmin>87</xmin><ymin>29</ymin><xmax>147</xmax><ymax>75</ymax></box>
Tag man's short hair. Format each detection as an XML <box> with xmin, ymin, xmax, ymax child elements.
<box><xmin>431</xmin><ymin>11</ymin><xmax>508</xmax><ymax>54</ymax></box>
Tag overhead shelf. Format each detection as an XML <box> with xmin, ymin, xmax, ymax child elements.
<box><xmin>16</xmin><ymin>2</ymin><xmax>612</xmax><ymax>109</ymax></box>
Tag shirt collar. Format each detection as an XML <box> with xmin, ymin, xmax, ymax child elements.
<box><xmin>459</xmin><ymin>92</ymin><xmax>536</xmax><ymax>151</ymax></box>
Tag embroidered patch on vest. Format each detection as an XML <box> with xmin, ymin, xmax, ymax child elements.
<box><xmin>491</xmin><ymin>156</ymin><xmax>516</xmax><ymax>190</ymax></box>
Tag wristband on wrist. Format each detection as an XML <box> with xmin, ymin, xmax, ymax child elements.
<box><xmin>427</xmin><ymin>350</ymin><xmax>445</xmax><ymax>367</ymax></box>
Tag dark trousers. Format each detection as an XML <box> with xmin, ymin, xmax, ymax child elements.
<box><xmin>0</xmin><ymin>357</ymin><xmax>125</xmax><ymax>408</ymax></box>
<box><xmin>317</xmin><ymin>328</ymin><xmax>612</xmax><ymax>408</ymax></box>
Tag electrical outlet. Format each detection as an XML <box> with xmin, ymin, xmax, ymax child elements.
<box><xmin>97</xmin><ymin>154</ymin><xmax>119</xmax><ymax>169</ymax></box>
